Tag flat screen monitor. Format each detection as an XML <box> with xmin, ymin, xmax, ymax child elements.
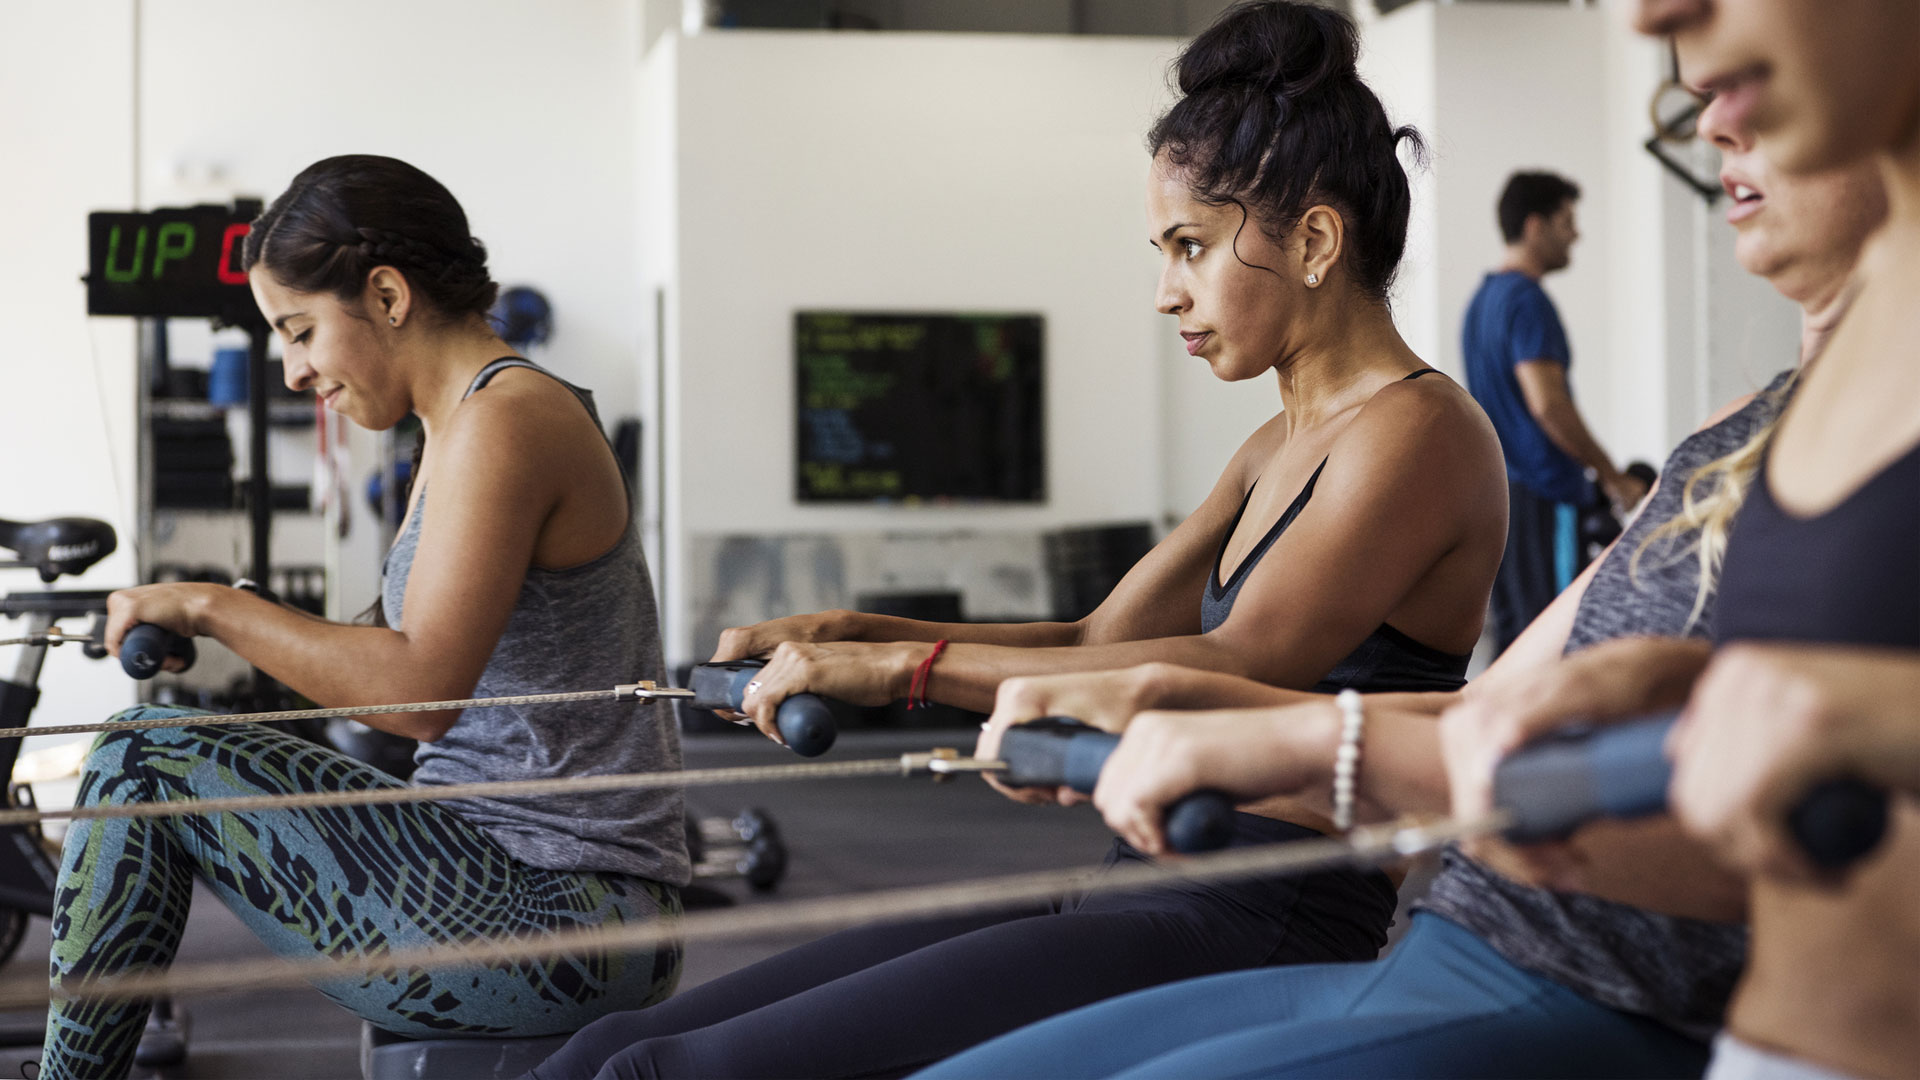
<box><xmin>795</xmin><ymin>311</ymin><xmax>1044</xmax><ymax>504</ymax></box>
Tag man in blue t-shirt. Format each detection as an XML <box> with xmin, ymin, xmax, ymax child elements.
<box><xmin>1464</xmin><ymin>171</ymin><xmax>1646</xmax><ymax>653</ymax></box>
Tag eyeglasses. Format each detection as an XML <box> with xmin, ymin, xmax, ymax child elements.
<box><xmin>1643</xmin><ymin>42</ymin><xmax>1723</xmax><ymax>204</ymax></box>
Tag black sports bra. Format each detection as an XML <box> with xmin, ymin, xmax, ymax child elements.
<box><xmin>1715</xmin><ymin>437</ymin><xmax>1919</xmax><ymax>649</ymax></box>
<box><xmin>1200</xmin><ymin>368</ymin><xmax>1470</xmax><ymax>692</ymax></box>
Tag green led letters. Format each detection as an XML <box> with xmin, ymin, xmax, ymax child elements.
<box><xmin>151</xmin><ymin>222</ymin><xmax>195</xmax><ymax>279</ymax></box>
<box><xmin>104</xmin><ymin>225</ymin><xmax>147</xmax><ymax>283</ymax></box>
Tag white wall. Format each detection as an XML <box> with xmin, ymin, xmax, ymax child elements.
<box><xmin>1591</xmin><ymin>0</ymin><xmax>1798</xmax><ymax>455</ymax></box>
<box><xmin>1431</xmin><ymin>4</ymin><xmax>1612</xmax><ymax>398</ymax></box>
<box><xmin>0</xmin><ymin>1</ymin><xmax>141</xmax><ymax>739</ymax></box>
<box><xmin>652</xmin><ymin>31</ymin><xmax>1186</xmax><ymax>660</ymax></box>
<box><xmin>1356</xmin><ymin>0</ymin><xmax>1439</xmax><ymax>362</ymax></box>
<box><xmin>1361</xmin><ymin>0</ymin><xmax>1796</xmax><ymax>468</ymax></box>
<box><xmin>636</xmin><ymin>32</ymin><xmax>681</xmax><ymax>635</ymax></box>
<box><xmin>5</xmin><ymin>0</ymin><xmax>1809</xmax><ymax>695</ymax></box>
<box><xmin>1599</xmin><ymin>11</ymin><xmax>1681</xmax><ymax>464</ymax></box>
<box><xmin>0</xmin><ymin>0</ymin><xmax>649</xmax><ymax>743</ymax></box>
<box><xmin>137</xmin><ymin>0</ymin><xmax>645</xmax><ymax>419</ymax></box>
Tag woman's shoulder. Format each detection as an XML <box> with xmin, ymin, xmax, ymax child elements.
<box><xmin>447</xmin><ymin>365</ymin><xmax>597</xmax><ymax>440</ymax></box>
<box><xmin>1349</xmin><ymin>369</ymin><xmax>1499</xmax><ymax>455</ymax></box>
<box><xmin>1319</xmin><ymin>369</ymin><xmax>1505</xmax><ymax>505</ymax></box>
<box><xmin>434</xmin><ymin>365</ymin><xmax>607</xmax><ymax>483</ymax></box>
<box><xmin>1223</xmin><ymin>409</ymin><xmax>1294</xmax><ymax>488</ymax></box>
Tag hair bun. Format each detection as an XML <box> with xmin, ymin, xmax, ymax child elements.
<box><xmin>1178</xmin><ymin>1</ymin><xmax>1359</xmax><ymax>102</ymax></box>
<box><xmin>1149</xmin><ymin>0</ymin><xmax>1419</xmax><ymax>303</ymax></box>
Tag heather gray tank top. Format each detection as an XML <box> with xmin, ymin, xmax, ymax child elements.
<box><xmin>1417</xmin><ymin>368</ymin><xmax>1796</xmax><ymax>1041</ymax></box>
<box><xmin>382</xmin><ymin>358</ymin><xmax>689</xmax><ymax>885</ymax></box>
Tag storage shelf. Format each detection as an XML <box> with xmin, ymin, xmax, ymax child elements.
<box><xmin>149</xmin><ymin>398</ymin><xmax>317</xmax><ymax>424</ymax></box>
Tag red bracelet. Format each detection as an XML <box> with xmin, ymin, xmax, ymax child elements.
<box><xmin>909</xmin><ymin>639</ymin><xmax>949</xmax><ymax>710</ymax></box>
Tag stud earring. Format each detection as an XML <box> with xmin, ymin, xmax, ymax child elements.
<box><xmin>1306</xmin><ymin>273</ymin><xmax>1319</xmax><ymax>286</ymax></box>
<box><xmin>389</xmin><ymin>316</ymin><xmax>398</xmax><ymax>326</ymax></box>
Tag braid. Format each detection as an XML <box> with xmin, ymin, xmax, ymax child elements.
<box><xmin>242</xmin><ymin>155</ymin><xmax>500</xmax><ymax>320</ymax></box>
<box><xmin>353</xmin><ymin>227</ymin><xmax>497</xmax><ymax>314</ymax></box>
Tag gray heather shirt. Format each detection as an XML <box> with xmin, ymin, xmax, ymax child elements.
<box><xmin>1417</xmin><ymin>368</ymin><xmax>1796</xmax><ymax>1041</ymax></box>
<box><xmin>382</xmin><ymin>359</ymin><xmax>689</xmax><ymax>886</ymax></box>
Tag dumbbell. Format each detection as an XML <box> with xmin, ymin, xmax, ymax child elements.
<box><xmin>120</xmin><ymin>623</ymin><xmax>198</xmax><ymax>680</ymax></box>
<box><xmin>1493</xmin><ymin>711</ymin><xmax>1889</xmax><ymax>871</ymax></box>
<box><xmin>689</xmin><ymin>807</ymin><xmax>788</xmax><ymax>891</ymax></box>
<box><xmin>998</xmin><ymin>719</ymin><xmax>1238</xmax><ymax>854</ymax></box>
<box><xmin>690</xmin><ymin>660</ymin><xmax>837</xmax><ymax>758</ymax></box>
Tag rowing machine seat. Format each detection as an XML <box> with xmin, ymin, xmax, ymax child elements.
<box><xmin>0</xmin><ymin>517</ymin><xmax>117</xmax><ymax>582</ymax></box>
<box><xmin>360</xmin><ymin>1023</ymin><xmax>570</xmax><ymax>1080</ymax></box>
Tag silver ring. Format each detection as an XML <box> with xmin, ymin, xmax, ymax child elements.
<box><xmin>979</xmin><ymin>721</ymin><xmax>991</xmax><ymax>731</ymax></box>
<box><xmin>745</xmin><ymin>680</ymin><xmax>763</xmax><ymax>697</ymax></box>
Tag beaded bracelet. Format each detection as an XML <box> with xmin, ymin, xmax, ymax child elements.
<box><xmin>1332</xmin><ymin>688</ymin><xmax>1365</xmax><ymax>831</ymax></box>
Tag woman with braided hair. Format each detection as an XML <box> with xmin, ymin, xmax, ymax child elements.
<box><xmin>42</xmin><ymin>155</ymin><xmax>687</xmax><ymax>1079</ymax></box>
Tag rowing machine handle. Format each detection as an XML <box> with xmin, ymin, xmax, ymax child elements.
<box><xmin>1493</xmin><ymin>712</ymin><xmax>1889</xmax><ymax>870</ymax></box>
<box><xmin>690</xmin><ymin>660</ymin><xmax>838</xmax><ymax>758</ymax></box>
<box><xmin>120</xmin><ymin>622</ymin><xmax>197</xmax><ymax>680</ymax></box>
<box><xmin>999</xmin><ymin>719</ymin><xmax>1237</xmax><ymax>854</ymax></box>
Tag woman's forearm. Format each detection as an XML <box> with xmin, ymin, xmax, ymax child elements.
<box><xmin>1563</xmin><ymin>822</ymin><xmax>1751</xmax><ymax>922</ymax></box>
<box><xmin>195</xmin><ymin>590</ymin><xmax>474</xmax><ymax>740</ymax></box>
<box><xmin>1135</xmin><ymin>663</ymin><xmax>1315</xmax><ymax>711</ymax></box>
<box><xmin>1216</xmin><ymin>702</ymin><xmax>1453</xmax><ymax>818</ymax></box>
<box><xmin>839</xmin><ymin>611</ymin><xmax>1086</xmax><ymax>650</ymax></box>
<box><xmin>926</xmin><ymin>635</ymin><xmax>1264</xmax><ymax>713</ymax></box>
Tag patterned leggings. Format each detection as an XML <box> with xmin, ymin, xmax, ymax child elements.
<box><xmin>41</xmin><ymin>708</ymin><xmax>681</xmax><ymax>1080</ymax></box>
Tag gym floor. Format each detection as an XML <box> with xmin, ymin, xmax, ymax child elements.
<box><xmin>0</xmin><ymin>729</ymin><xmax>1120</xmax><ymax>1080</ymax></box>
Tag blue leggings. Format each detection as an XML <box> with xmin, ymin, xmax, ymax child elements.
<box><xmin>42</xmin><ymin>710</ymin><xmax>680</xmax><ymax>1080</ymax></box>
<box><xmin>916</xmin><ymin>913</ymin><xmax>1711</xmax><ymax>1079</ymax></box>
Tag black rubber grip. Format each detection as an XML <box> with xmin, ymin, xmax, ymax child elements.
<box><xmin>689</xmin><ymin>660</ymin><xmax>838</xmax><ymax>758</ymax></box>
<box><xmin>1787</xmin><ymin>778</ymin><xmax>1890</xmax><ymax>871</ymax></box>
<box><xmin>120</xmin><ymin>623</ymin><xmax>197</xmax><ymax>680</ymax></box>
<box><xmin>1494</xmin><ymin>712</ymin><xmax>1889</xmax><ymax>869</ymax></box>
<box><xmin>999</xmin><ymin>719</ymin><xmax>1236</xmax><ymax>853</ymax></box>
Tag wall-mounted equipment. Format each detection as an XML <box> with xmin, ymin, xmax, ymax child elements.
<box><xmin>794</xmin><ymin>311</ymin><xmax>1045</xmax><ymax>504</ymax></box>
<box><xmin>85</xmin><ymin>203</ymin><xmax>262</xmax><ymax>323</ymax></box>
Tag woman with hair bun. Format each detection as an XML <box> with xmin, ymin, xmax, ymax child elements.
<box><xmin>917</xmin><ymin>87</ymin><xmax>1891</xmax><ymax>1080</ymax></box>
<box><xmin>49</xmin><ymin>155</ymin><xmax>687</xmax><ymax>1080</ymax></box>
<box><xmin>526</xmin><ymin>3</ymin><xmax>1506</xmax><ymax>1078</ymax></box>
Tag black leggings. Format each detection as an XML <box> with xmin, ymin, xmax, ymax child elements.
<box><xmin>525</xmin><ymin>815</ymin><xmax>1399</xmax><ymax>1080</ymax></box>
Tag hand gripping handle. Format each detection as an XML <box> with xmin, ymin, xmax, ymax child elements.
<box><xmin>120</xmin><ymin>623</ymin><xmax>197</xmax><ymax>680</ymax></box>
<box><xmin>998</xmin><ymin>719</ymin><xmax>1237</xmax><ymax>853</ymax></box>
<box><xmin>689</xmin><ymin>660</ymin><xmax>838</xmax><ymax>758</ymax></box>
<box><xmin>1493</xmin><ymin>712</ymin><xmax>1889</xmax><ymax>870</ymax></box>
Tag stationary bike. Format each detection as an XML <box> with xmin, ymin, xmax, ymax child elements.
<box><xmin>1</xmin><ymin>516</ymin><xmax>192</xmax><ymax>1073</ymax></box>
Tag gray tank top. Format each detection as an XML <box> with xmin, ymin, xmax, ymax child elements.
<box><xmin>1416</xmin><ymin>368</ymin><xmax>1795</xmax><ymax>1041</ymax></box>
<box><xmin>382</xmin><ymin>358</ymin><xmax>689</xmax><ymax>885</ymax></box>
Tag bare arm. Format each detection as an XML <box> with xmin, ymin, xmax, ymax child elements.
<box><xmin>1514</xmin><ymin>360</ymin><xmax>1632</xmax><ymax>499</ymax></box>
<box><xmin>712</xmin><ymin>414</ymin><xmax>1275</xmax><ymax>661</ymax></box>
<box><xmin>738</xmin><ymin>381</ymin><xmax>1503</xmax><ymax>729</ymax></box>
<box><xmin>1439</xmin><ymin>635</ymin><xmax>1753</xmax><ymax>920</ymax></box>
<box><xmin>106</xmin><ymin>389</ymin><xmax>585</xmax><ymax>742</ymax></box>
<box><xmin>1670</xmin><ymin>645</ymin><xmax>1920</xmax><ymax>881</ymax></box>
<box><xmin>1087</xmin><ymin>699</ymin><xmax>1451</xmax><ymax>853</ymax></box>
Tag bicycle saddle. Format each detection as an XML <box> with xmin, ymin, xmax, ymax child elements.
<box><xmin>0</xmin><ymin>517</ymin><xmax>117</xmax><ymax>582</ymax></box>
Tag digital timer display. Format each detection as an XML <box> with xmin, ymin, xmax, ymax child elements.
<box><xmin>794</xmin><ymin>311</ymin><xmax>1046</xmax><ymax>504</ymax></box>
<box><xmin>86</xmin><ymin>204</ymin><xmax>261</xmax><ymax>322</ymax></box>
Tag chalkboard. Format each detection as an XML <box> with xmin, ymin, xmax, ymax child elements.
<box><xmin>796</xmin><ymin>312</ymin><xmax>1044</xmax><ymax>503</ymax></box>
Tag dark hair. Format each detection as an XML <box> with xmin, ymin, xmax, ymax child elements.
<box><xmin>242</xmin><ymin>155</ymin><xmax>498</xmax><ymax>319</ymax></box>
<box><xmin>1497</xmin><ymin>171</ymin><xmax>1581</xmax><ymax>244</ymax></box>
<box><xmin>1149</xmin><ymin>1</ymin><xmax>1423</xmax><ymax>301</ymax></box>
